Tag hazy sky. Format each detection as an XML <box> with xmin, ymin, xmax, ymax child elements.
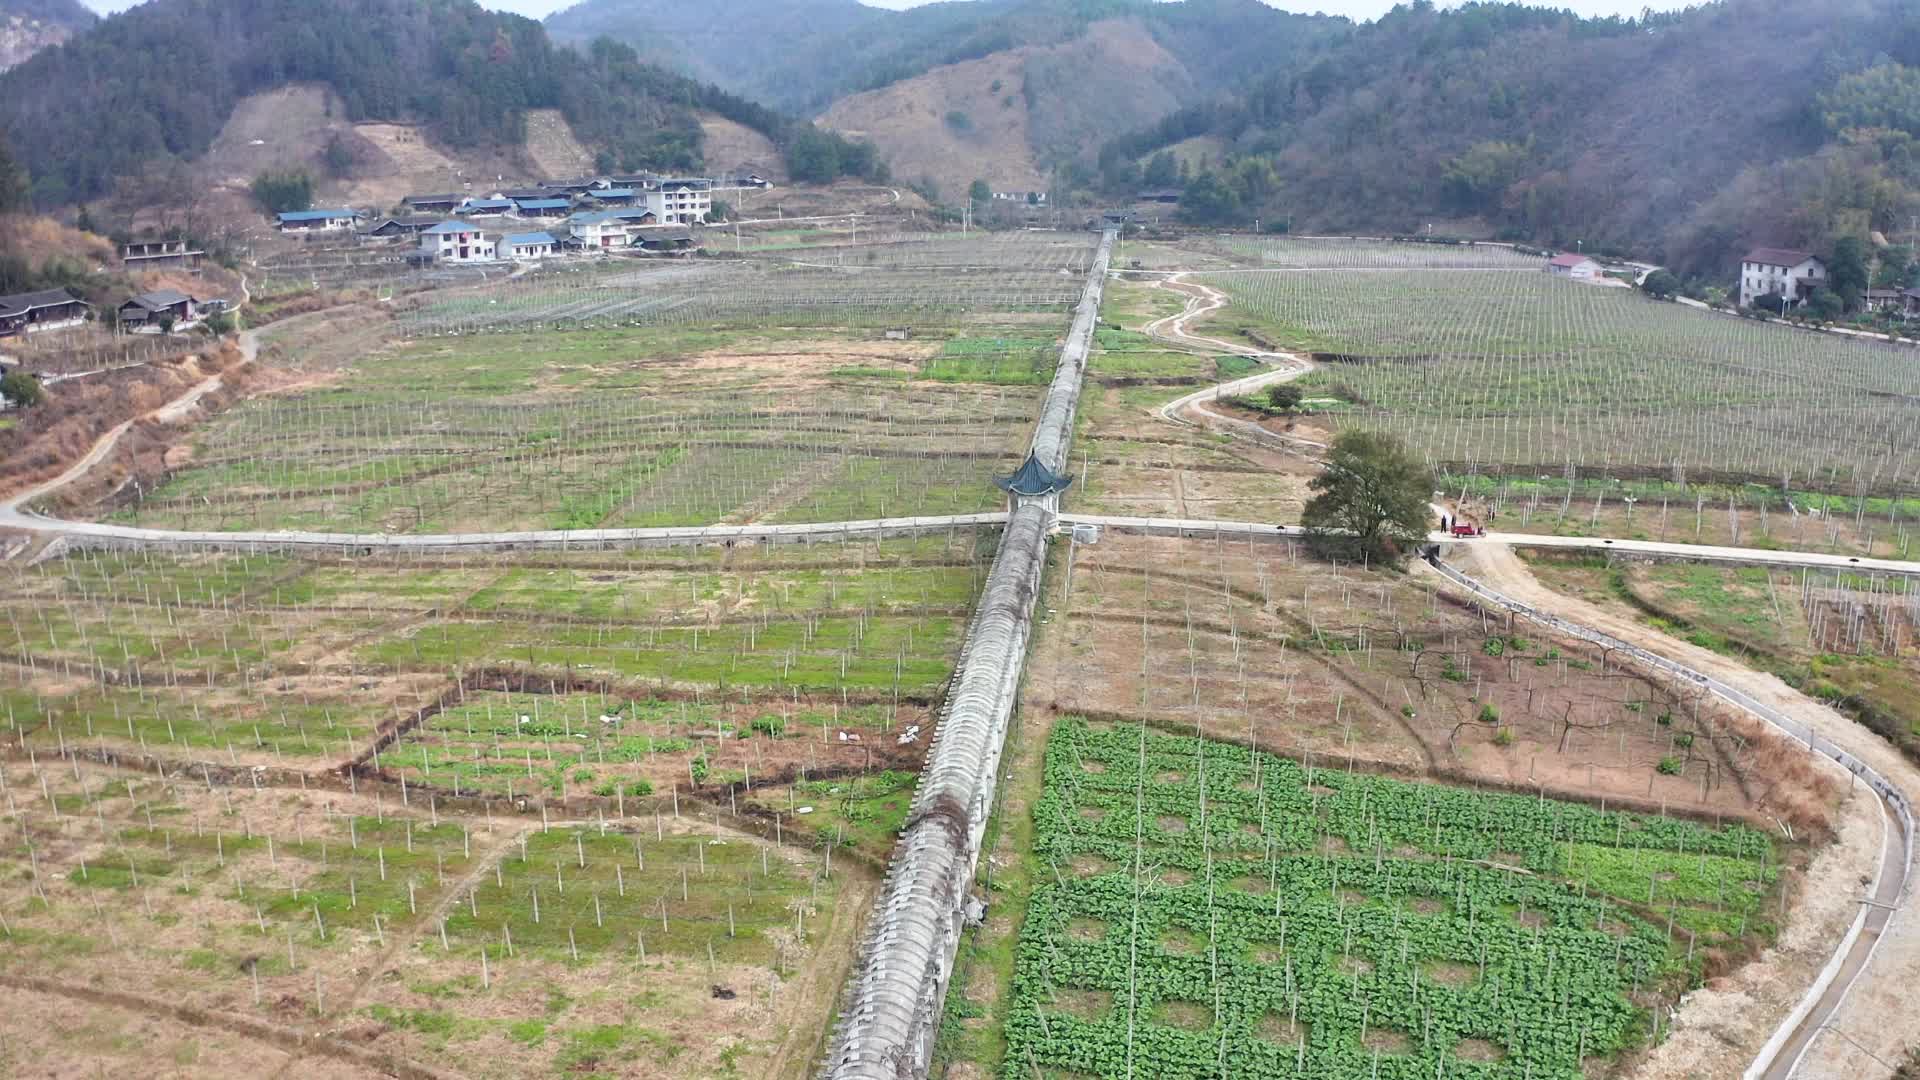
<box><xmin>82</xmin><ymin>0</ymin><xmax>1690</xmax><ymax>21</ymax></box>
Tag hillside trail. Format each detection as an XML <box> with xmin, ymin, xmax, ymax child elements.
<box><xmin>0</xmin><ymin>332</ymin><xmax>249</xmax><ymax>521</ymax></box>
<box><xmin>1140</xmin><ymin>273</ymin><xmax>1325</xmax><ymax>453</ymax></box>
<box><xmin>1430</xmin><ymin>542</ymin><xmax>1919</xmax><ymax>1078</ymax></box>
<box><xmin>1</xmin><ymin>295</ymin><xmax>374</xmax><ymax>529</ymax></box>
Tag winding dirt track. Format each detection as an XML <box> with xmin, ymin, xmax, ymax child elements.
<box><xmin>1140</xmin><ymin>273</ymin><xmax>1323</xmax><ymax>452</ymax></box>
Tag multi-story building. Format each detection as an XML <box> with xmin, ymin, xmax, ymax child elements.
<box><xmin>642</xmin><ymin>179</ymin><xmax>710</xmax><ymax>225</ymax></box>
<box><xmin>1739</xmin><ymin>248</ymin><xmax>1826</xmax><ymax>309</ymax></box>
<box><xmin>421</xmin><ymin>221</ymin><xmax>496</xmax><ymax>263</ymax></box>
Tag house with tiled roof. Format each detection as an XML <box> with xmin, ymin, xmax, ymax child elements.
<box><xmin>0</xmin><ymin>288</ymin><xmax>88</xmax><ymax>337</ymax></box>
<box><xmin>422</xmin><ymin>221</ymin><xmax>496</xmax><ymax>263</ymax></box>
<box><xmin>118</xmin><ymin>289</ymin><xmax>198</xmax><ymax>330</ymax></box>
<box><xmin>1547</xmin><ymin>253</ymin><xmax>1602</xmax><ymax>280</ymax></box>
<box><xmin>1740</xmin><ymin>247</ymin><xmax>1825</xmax><ymax>309</ymax></box>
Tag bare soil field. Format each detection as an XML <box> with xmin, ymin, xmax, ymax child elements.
<box><xmin>1047</xmin><ymin>534</ymin><xmax>1839</xmax><ymax>834</ymax></box>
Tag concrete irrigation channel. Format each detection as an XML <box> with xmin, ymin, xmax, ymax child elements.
<box><xmin>824</xmin><ymin>228</ymin><xmax>1117</xmax><ymax>1079</ymax></box>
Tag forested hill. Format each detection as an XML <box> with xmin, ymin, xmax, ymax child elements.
<box><xmin>0</xmin><ymin>0</ymin><xmax>879</xmax><ymax>207</ymax></box>
<box><xmin>547</xmin><ymin>0</ymin><xmax>1343</xmax><ymax>119</ymax></box>
<box><xmin>1096</xmin><ymin>0</ymin><xmax>1920</xmax><ymax>275</ymax></box>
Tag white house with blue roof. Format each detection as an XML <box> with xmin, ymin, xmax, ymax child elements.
<box><xmin>500</xmin><ymin>231</ymin><xmax>557</xmax><ymax>261</ymax></box>
<box><xmin>567</xmin><ymin>208</ymin><xmax>658</xmax><ymax>250</ymax></box>
<box><xmin>277</xmin><ymin>209</ymin><xmax>362</xmax><ymax>232</ymax></box>
<box><xmin>422</xmin><ymin>221</ymin><xmax>495</xmax><ymax>263</ymax></box>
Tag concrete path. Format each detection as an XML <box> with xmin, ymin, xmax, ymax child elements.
<box><xmin>1058</xmin><ymin>513</ymin><xmax>1920</xmax><ymax>577</ymax></box>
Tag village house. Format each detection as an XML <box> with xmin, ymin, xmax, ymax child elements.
<box><xmin>548</xmin><ymin>177</ymin><xmax>613</xmax><ymax>195</ymax></box>
<box><xmin>1136</xmin><ymin>189</ymin><xmax>1182</xmax><ymax>205</ymax></box>
<box><xmin>634</xmin><ymin>227</ymin><xmax>696</xmax><ymax>255</ymax></box>
<box><xmin>567</xmin><ymin>209</ymin><xmax>658</xmax><ymax>250</ymax></box>
<box><xmin>0</xmin><ymin>288</ymin><xmax>88</xmax><ymax>337</ymax></box>
<box><xmin>585</xmin><ymin>188</ymin><xmax>637</xmax><ymax>207</ymax></box>
<box><xmin>459</xmin><ymin>198</ymin><xmax>514</xmax><ymax>216</ymax></box>
<box><xmin>122</xmin><ymin>239</ymin><xmax>204</xmax><ymax>272</ymax></box>
<box><xmin>363</xmin><ymin>216</ymin><xmax>440</xmax><ymax>240</ymax></box>
<box><xmin>643</xmin><ymin>179</ymin><xmax>711</xmax><ymax>225</ymax></box>
<box><xmin>499</xmin><ymin>231</ymin><xmax>557</xmax><ymax>261</ymax></box>
<box><xmin>1904</xmin><ymin>287</ymin><xmax>1920</xmax><ymax>317</ymax></box>
<box><xmin>1739</xmin><ymin>247</ymin><xmax>1826</xmax><ymax>309</ymax></box>
<box><xmin>422</xmin><ymin>221</ymin><xmax>496</xmax><ymax>263</ymax></box>
<box><xmin>511</xmin><ymin>198</ymin><xmax>572</xmax><ymax>219</ymax></box>
<box><xmin>402</xmin><ymin>193</ymin><xmax>463</xmax><ymax>214</ymax></box>
<box><xmin>277</xmin><ymin>208</ymin><xmax>362</xmax><ymax>233</ymax></box>
<box><xmin>1547</xmin><ymin>253</ymin><xmax>1602</xmax><ymax>280</ymax></box>
<box><xmin>1865</xmin><ymin>287</ymin><xmax>1907</xmax><ymax>312</ymax></box>
<box><xmin>118</xmin><ymin>289</ymin><xmax>197</xmax><ymax>330</ymax></box>
<box><xmin>497</xmin><ymin>187</ymin><xmax>560</xmax><ymax>202</ymax></box>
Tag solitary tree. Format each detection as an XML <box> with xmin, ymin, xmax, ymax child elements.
<box><xmin>1266</xmin><ymin>383</ymin><xmax>1304</xmax><ymax>412</ymax></box>
<box><xmin>250</xmin><ymin>170</ymin><xmax>314</xmax><ymax>215</ymax></box>
<box><xmin>1829</xmin><ymin>236</ymin><xmax>1869</xmax><ymax>311</ymax></box>
<box><xmin>1641</xmin><ymin>269</ymin><xmax>1680</xmax><ymax>300</ymax></box>
<box><xmin>968</xmin><ymin>179</ymin><xmax>993</xmax><ymax>205</ymax></box>
<box><xmin>0</xmin><ymin>371</ymin><xmax>44</xmax><ymax>409</ymax></box>
<box><xmin>1808</xmin><ymin>287</ymin><xmax>1845</xmax><ymax>323</ymax></box>
<box><xmin>1301</xmin><ymin>430</ymin><xmax>1434</xmax><ymax>563</ymax></box>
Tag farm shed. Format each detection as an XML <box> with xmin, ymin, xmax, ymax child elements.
<box><xmin>276</xmin><ymin>209</ymin><xmax>361</xmax><ymax>232</ymax></box>
<box><xmin>0</xmin><ymin>288</ymin><xmax>89</xmax><ymax>336</ymax></box>
<box><xmin>1547</xmin><ymin>253</ymin><xmax>1602</xmax><ymax>280</ymax></box>
<box><xmin>118</xmin><ymin>289</ymin><xmax>197</xmax><ymax>329</ymax></box>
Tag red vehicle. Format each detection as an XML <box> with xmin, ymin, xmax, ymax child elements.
<box><xmin>1450</xmin><ymin>523</ymin><xmax>1485</xmax><ymax>538</ymax></box>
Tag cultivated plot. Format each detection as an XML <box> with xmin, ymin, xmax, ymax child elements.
<box><xmin>0</xmin><ymin>758</ymin><xmax>866</xmax><ymax>1079</ymax></box>
<box><xmin>1199</xmin><ymin>263</ymin><xmax>1920</xmax><ymax>495</ymax></box>
<box><xmin>81</xmin><ymin>325</ymin><xmax>1046</xmax><ymax>534</ymax></box>
<box><xmin>1</xmin><ymin>538</ymin><xmax>990</xmax><ymax>779</ymax></box>
<box><xmin>1004</xmin><ymin>718</ymin><xmax>1780</xmax><ymax>1080</ymax></box>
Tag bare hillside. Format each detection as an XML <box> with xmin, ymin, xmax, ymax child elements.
<box><xmin>523</xmin><ymin>108</ymin><xmax>595</xmax><ymax>180</ymax></box>
<box><xmin>0</xmin><ymin>0</ymin><xmax>89</xmax><ymax>71</ymax></box>
<box><xmin>822</xmin><ymin>51</ymin><xmax>1045</xmax><ymax>202</ymax></box>
<box><xmin>698</xmin><ymin>111</ymin><xmax>786</xmax><ymax>182</ymax></box>
<box><xmin>195</xmin><ymin>85</ymin><xmax>528</xmax><ymax>213</ymax></box>
<box><xmin>821</xmin><ymin>18</ymin><xmax>1193</xmax><ymax>201</ymax></box>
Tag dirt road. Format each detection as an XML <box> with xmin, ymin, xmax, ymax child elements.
<box><xmin>1431</xmin><ymin>543</ymin><xmax>1918</xmax><ymax>1079</ymax></box>
<box><xmin>0</xmin><ymin>330</ymin><xmax>249</xmax><ymax>520</ymax></box>
<box><xmin>1140</xmin><ymin>273</ymin><xmax>1323</xmax><ymax>452</ymax></box>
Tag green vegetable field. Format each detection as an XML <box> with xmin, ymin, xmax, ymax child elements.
<box><xmin>1003</xmin><ymin>718</ymin><xmax>1777</xmax><ymax>1079</ymax></box>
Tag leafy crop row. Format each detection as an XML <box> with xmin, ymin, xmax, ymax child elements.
<box><xmin>1000</xmin><ymin>718</ymin><xmax>1774</xmax><ymax>1079</ymax></box>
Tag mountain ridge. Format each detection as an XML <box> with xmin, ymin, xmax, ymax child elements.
<box><xmin>0</xmin><ymin>0</ymin><xmax>880</xmax><ymax>208</ymax></box>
